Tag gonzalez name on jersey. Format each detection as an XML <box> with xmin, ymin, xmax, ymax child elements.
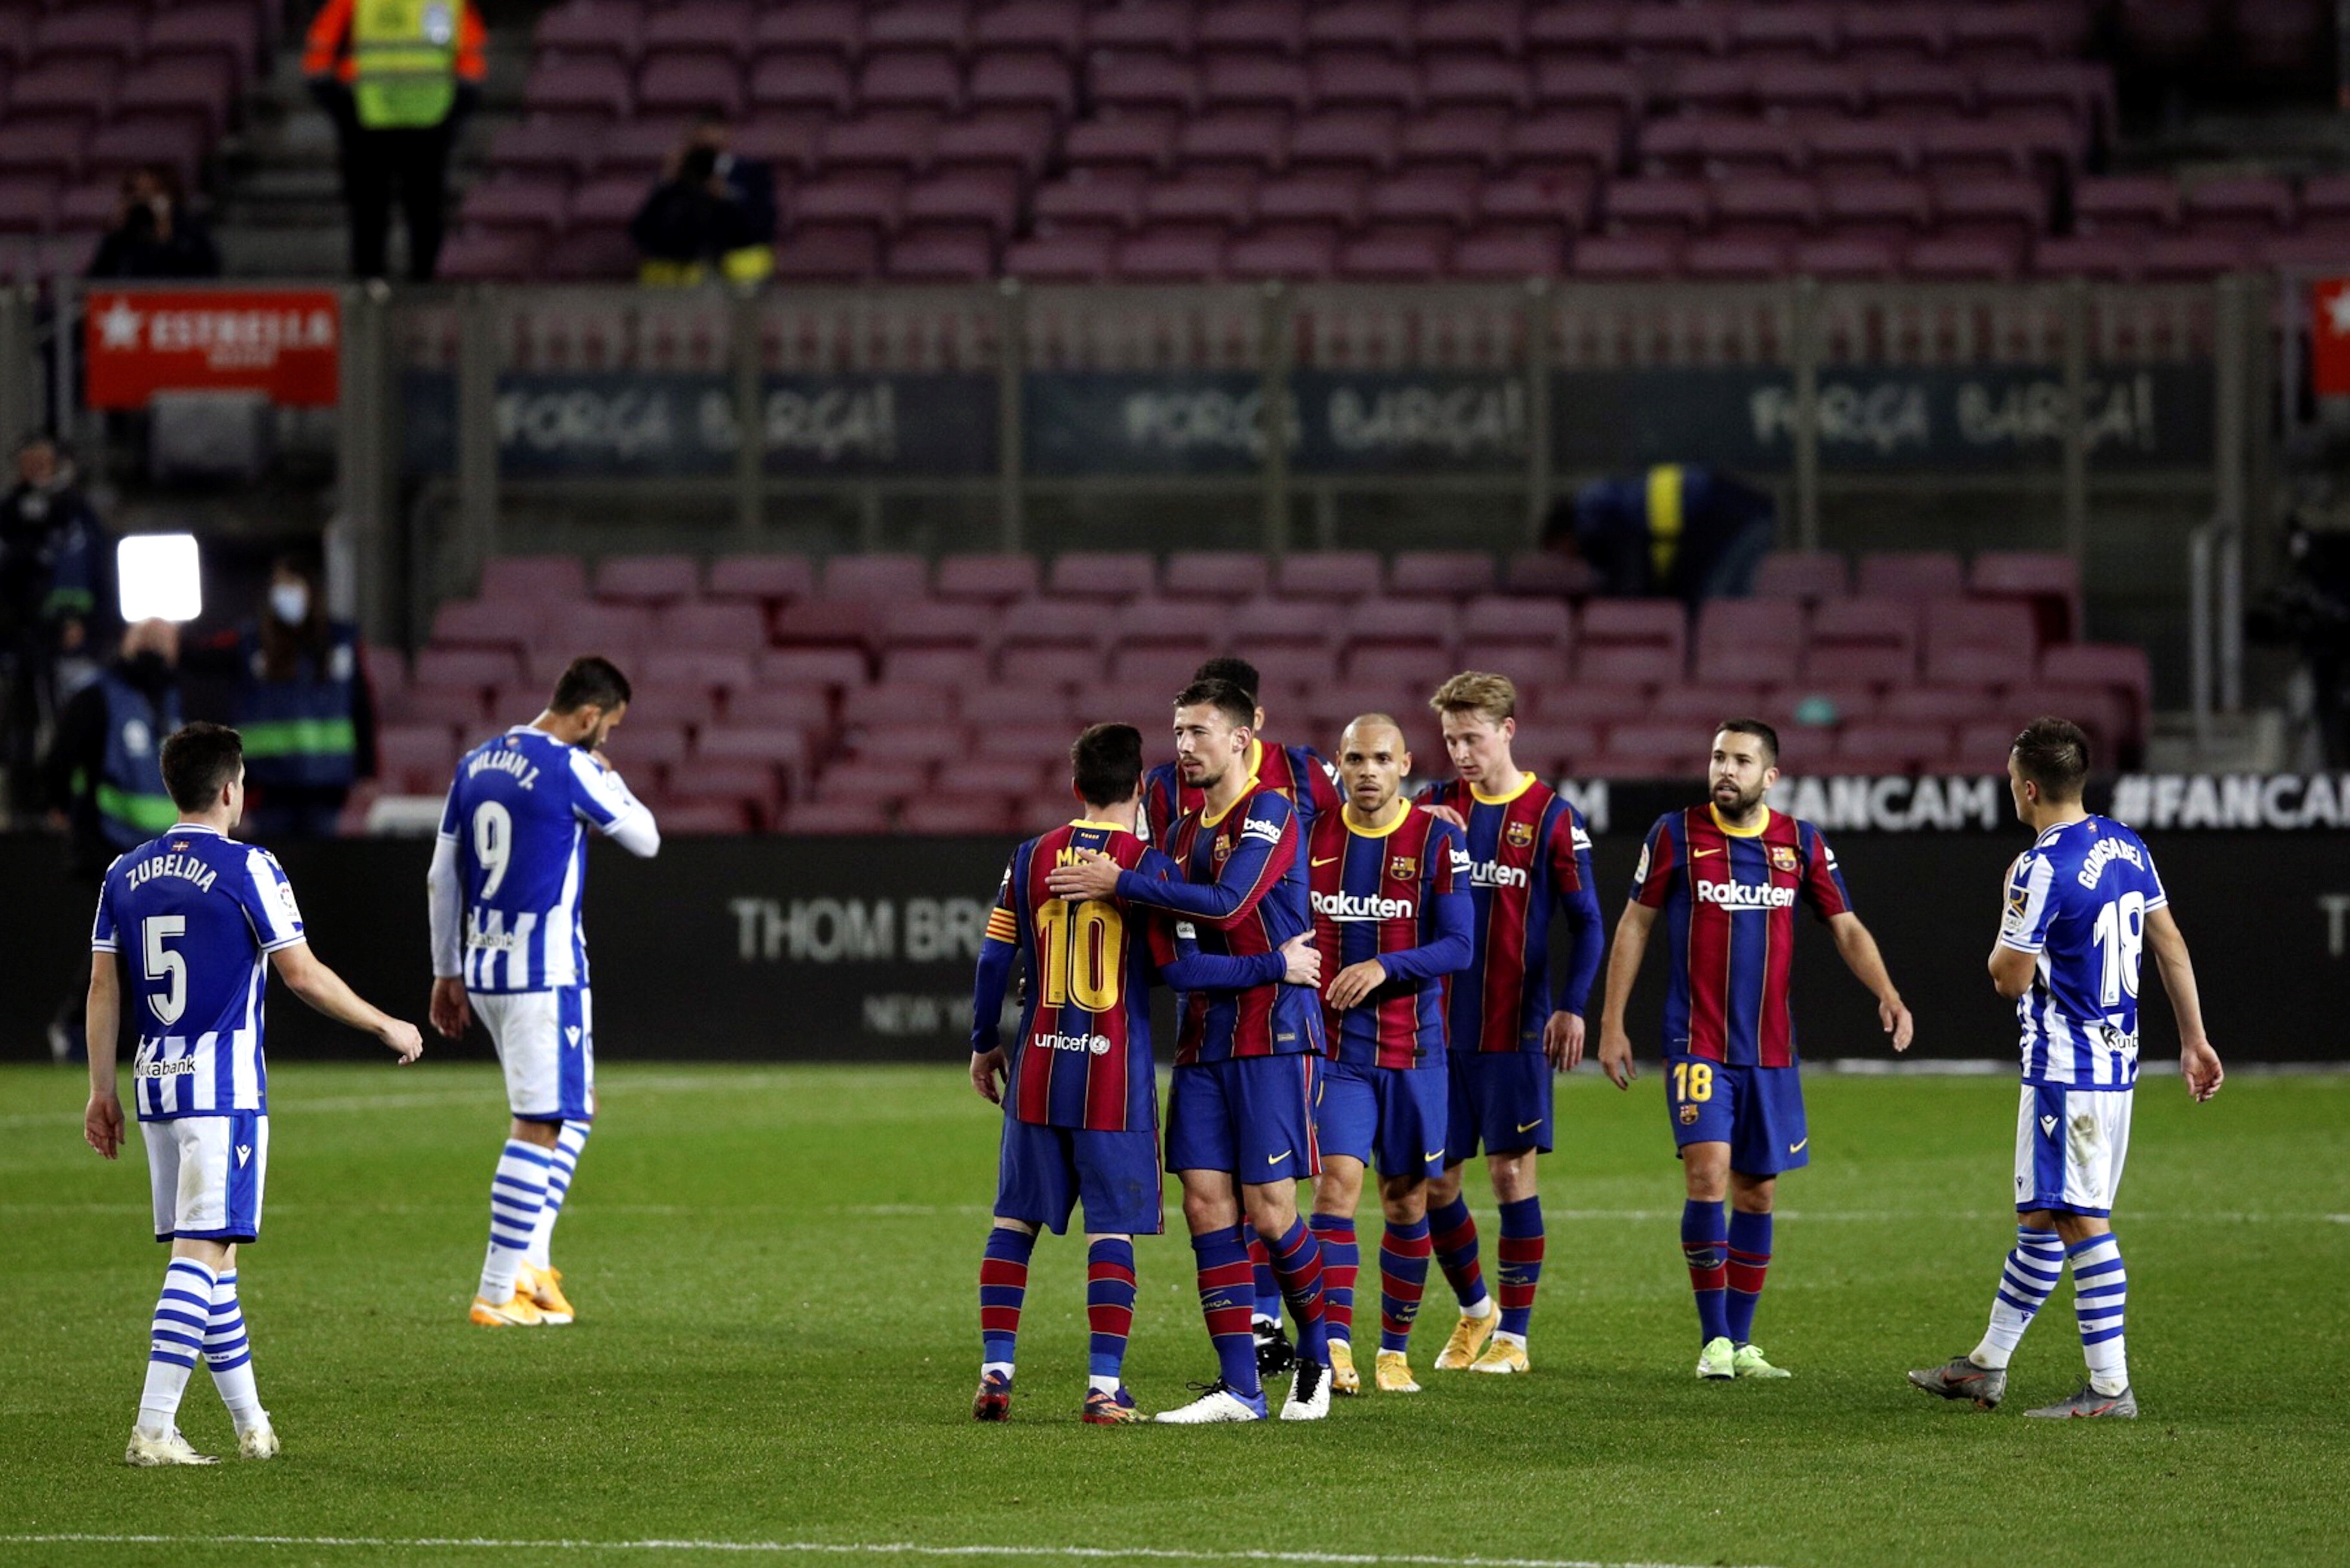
<box><xmin>1997</xmin><ymin>815</ymin><xmax>2169</xmax><ymax>1090</ymax></box>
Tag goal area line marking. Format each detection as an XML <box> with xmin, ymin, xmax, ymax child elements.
<box><xmin>0</xmin><ymin>1536</ymin><xmax>1781</xmax><ymax>1568</ymax></box>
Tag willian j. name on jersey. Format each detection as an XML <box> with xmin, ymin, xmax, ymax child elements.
<box><xmin>468</xmin><ymin>746</ymin><xmax>542</xmax><ymax>789</ymax></box>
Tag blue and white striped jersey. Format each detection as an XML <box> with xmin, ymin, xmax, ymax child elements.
<box><xmin>92</xmin><ymin>824</ymin><xmax>305</xmax><ymax>1121</ymax></box>
<box><xmin>437</xmin><ymin>726</ymin><xmax>645</xmax><ymax>993</ymax></box>
<box><xmin>1997</xmin><ymin>814</ymin><xmax>2169</xmax><ymax>1090</ymax></box>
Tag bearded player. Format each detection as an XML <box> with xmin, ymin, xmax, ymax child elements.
<box><xmin>966</xmin><ymin>723</ymin><xmax>1317</xmax><ymax>1424</ymax></box>
<box><xmin>1305</xmin><ymin>714</ymin><xmax>1472</xmax><ymax>1395</ymax></box>
<box><xmin>1597</xmin><ymin>720</ymin><xmax>1914</xmax><ymax>1380</ymax></box>
<box><xmin>1412</xmin><ymin>672</ymin><xmax>1604</xmax><ymax>1374</ymax></box>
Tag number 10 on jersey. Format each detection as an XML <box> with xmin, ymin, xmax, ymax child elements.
<box><xmin>1034</xmin><ymin>898</ymin><xmax>1123</xmax><ymax>1013</ymax></box>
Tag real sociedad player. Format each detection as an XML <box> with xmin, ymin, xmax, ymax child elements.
<box><xmin>967</xmin><ymin>723</ymin><xmax>1319</xmax><ymax>1425</ymax></box>
<box><xmin>1909</xmin><ymin>717</ymin><xmax>2222</xmax><ymax>1419</ymax></box>
<box><xmin>85</xmin><ymin>722</ymin><xmax>423</xmax><ymax>1466</ymax></box>
<box><xmin>426</xmin><ymin>656</ymin><xmax>659</xmax><ymax>1328</ymax></box>
<box><xmin>1305</xmin><ymin>714</ymin><xmax>1472</xmax><ymax>1396</ymax></box>
<box><xmin>1048</xmin><ymin>678</ymin><xmax>1336</xmax><ymax>1424</ymax></box>
<box><xmin>1412</xmin><ymin>672</ymin><xmax>1604</xmax><ymax>1375</ymax></box>
<box><xmin>1597</xmin><ymin>719</ymin><xmax>1914</xmax><ymax>1381</ymax></box>
<box><xmin>1141</xmin><ymin>655</ymin><xmax>1341</xmax><ymax>1374</ymax></box>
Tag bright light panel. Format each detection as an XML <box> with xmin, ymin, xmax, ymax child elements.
<box><xmin>117</xmin><ymin>533</ymin><xmax>203</xmax><ymax>623</ymax></box>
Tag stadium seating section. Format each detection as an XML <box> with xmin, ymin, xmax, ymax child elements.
<box><xmin>440</xmin><ymin>0</ymin><xmax>2346</xmax><ymax>282</ymax></box>
<box><xmin>0</xmin><ymin>0</ymin><xmax>268</xmax><ymax>282</ymax></box>
<box><xmin>369</xmin><ymin>545</ymin><xmax>2149</xmax><ymax>833</ymax></box>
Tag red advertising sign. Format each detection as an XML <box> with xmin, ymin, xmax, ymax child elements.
<box><xmin>2312</xmin><ymin>278</ymin><xmax>2350</xmax><ymax>398</ymax></box>
<box><xmin>85</xmin><ymin>288</ymin><xmax>342</xmax><ymax>409</ymax></box>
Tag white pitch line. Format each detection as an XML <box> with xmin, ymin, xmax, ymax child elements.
<box><xmin>0</xmin><ymin>1202</ymin><xmax>2345</xmax><ymax>1223</ymax></box>
<box><xmin>0</xmin><ymin>1537</ymin><xmax>1780</xmax><ymax>1568</ymax></box>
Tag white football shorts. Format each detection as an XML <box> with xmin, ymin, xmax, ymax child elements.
<box><xmin>144</xmin><ymin>1112</ymin><xmax>270</xmax><ymax>1243</ymax></box>
<box><xmin>2013</xmin><ymin>1082</ymin><xmax>2133</xmax><ymax>1218</ymax></box>
<box><xmin>472</xmin><ymin>985</ymin><xmax>596</xmax><ymax>1121</ymax></box>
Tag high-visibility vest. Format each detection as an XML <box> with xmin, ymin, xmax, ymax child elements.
<box><xmin>352</xmin><ymin>0</ymin><xmax>457</xmax><ymax>129</ymax></box>
<box><xmin>236</xmin><ymin>622</ymin><xmax>361</xmax><ymax>791</ymax></box>
<box><xmin>90</xmin><ymin>672</ymin><xmax>183</xmax><ymax>852</ymax></box>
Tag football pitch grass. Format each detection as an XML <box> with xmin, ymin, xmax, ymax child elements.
<box><xmin>2</xmin><ymin>1061</ymin><xmax>2343</xmax><ymax>1568</ymax></box>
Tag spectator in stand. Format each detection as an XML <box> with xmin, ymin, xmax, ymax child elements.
<box><xmin>304</xmin><ymin>0</ymin><xmax>486</xmax><ymax>282</ymax></box>
<box><xmin>630</xmin><ymin>113</ymin><xmax>778</xmax><ymax>286</ymax></box>
<box><xmin>86</xmin><ymin>165</ymin><xmax>221</xmax><ymax>280</ymax></box>
<box><xmin>190</xmin><ymin>557</ymin><xmax>378</xmax><ymax>839</ymax></box>
<box><xmin>0</xmin><ymin>438</ymin><xmax>110</xmax><ymax>820</ymax></box>
<box><xmin>1549</xmin><ymin>463</ymin><xmax>1778</xmax><ymax>606</ymax></box>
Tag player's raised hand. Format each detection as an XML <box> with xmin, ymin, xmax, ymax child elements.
<box><xmin>1327</xmin><ymin>957</ymin><xmax>1390</xmax><ymax>1010</ymax></box>
<box><xmin>84</xmin><ymin>1089</ymin><xmax>123</xmax><ymax>1160</ymax></box>
<box><xmin>970</xmin><ymin>1046</ymin><xmax>1008</xmax><ymax>1104</ymax></box>
<box><xmin>2181</xmin><ymin>1038</ymin><xmax>2224</xmax><ymax>1102</ymax></box>
<box><xmin>1278</xmin><ymin>931</ymin><xmax>1320</xmax><ymax>988</ymax></box>
<box><xmin>380</xmin><ymin>1018</ymin><xmax>425</xmax><ymax>1064</ymax></box>
<box><xmin>1044</xmin><ymin>850</ymin><xmax>1123</xmax><ymax>903</ymax></box>
<box><xmin>429</xmin><ymin>975</ymin><xmax>473</xmax><ymax>1039</ymax></box>
<box><xmin>1596</xmin><ymin>1026</ymin><xmax>1636</xmax><ymax>1089</ymax></box>
<box><xmin>1421</xmin><ymin>803</ymin><xmax>1467</xmax><ymax>830</ymax></box>
<box><xmin>1881</xmin><ymin>995</ymin><xmax>1914</xmax><ymax>1052</ymax></box>
<box><xmin>1542</xmin><ymin>1010</ymin><xmax>1586</xmax><ymax>1072</ymax></box>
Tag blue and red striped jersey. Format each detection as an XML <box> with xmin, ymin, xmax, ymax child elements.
<box><xmin>1115</xmin><ymin>781</ymin><xmax>1324</xmax><ymax>1065</ymax></box>
<box><xmin>1414</xmin><ymin>773</ymin><xmax>1604</xmax><ymax>1054</ymax></box>
<box><xmin>1143</xmin><ymin>738</ymin><xmax>1340</xmax><ymax>849</ymax></box>
<box><xmin>969</xmin><ymin>818</ymin><xmax>1290</xmax><ymax>1130</ymax></box>
<box><xmin>1630</xmin><ymin>805</ymin><xmax>1854</xmax><ymax>1068</ymax></box>
<box><xmin>1307</xmin><ymin>805</ymin><xmax>1474</xmax><ymax>1068</ymax></box>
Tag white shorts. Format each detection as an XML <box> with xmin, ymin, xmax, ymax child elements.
<box><xmin>143</xmin><ymin>1113</ymin><xmax>270</xmax><ymax>1243</ymax></box>
<box><xmin>472</xmin><ymin>985</ymin><xmax>596</xmax><ymax>1122</ymax></box>
<box><xmin>2013</xmin><ymin>1082</ymin><xmax>2133</xmax><ymax>1218</ymax></box>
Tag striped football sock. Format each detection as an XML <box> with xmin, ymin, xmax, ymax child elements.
<box><xmin>1085</xmin><ymin>1237</ymin><xmax>1136</xmax><ymax>1390</ymax></box>
<box><xmin>138</xmin><ymin>1258</ymin><xmax>215</xmax><ymax>1438</ymax></box>
<box><xmin>978</xmin><ymin>1225</ymin><xmax>1035</xmax><ymax>1377</ymax></box>
<box><xmin>1266</xmin><ymin>1216</ymin><xmax>1331</xmax><ymax>1365</ymax></box>
<box><xmin>478</xmin><ymin>1140</ymin><xmax>553</xmax><ymax>1303</ymax></box>
<box><xmin>1248</xmin><ymin>1233</ymin><xmax>1284</xmax><ymax>1326</ymax></box>
<box><xmin>1725</xmin><ymin>1210</ymin><xmax>1772</xmax><ymax>1345</ymax></box>
<box><xmin>1194</xmin><ymin>1224</ymin><xmax>1261</xmax><ymax>1399</ymax></box>
<box><xmin>1378</xmin><ymin>1216</ymin><xmax>1433</xmax><ymax>1353</ymax></box>
<box><xmin>2069</xmin><ymin>1233</ymin><xmax>2130</xmax><ymax>1395</ymax></box>
<box><xmin>1429</xmin><ymin>1194</ymin><xmax>1491</xmax><ymax>1313</ymax></box>
<box><xmin>524</xmin><ymin>1120</ymin><xmax>591</xmax><ymax>1271</ymax></box>
<box><xmin>1495</xmin><ymin>1196</ymin><xmax>1544</xmax><ymax>1341</ymax></box>
<box><xmin>1971</xmin><ymin>1225</ymin><xmax>2064</xmax><ymax>1369</ymax></box>
<box><xmin>1307</xmin><ymin>1214</ymin><xmax>1358</xmax><ymax>1345</ymax></box>
<box><xmin>1681</xmin><ymin>1199</ymin><xmax>1731</xmax><ymax>1344</ymax></box>
<box><xmin>203</xmin><ymin>1270</ymin><xmax>263</xmax><ymax>1433</ymax></box>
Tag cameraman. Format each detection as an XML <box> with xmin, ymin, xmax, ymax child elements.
<box><xmin>630</xmin><ymin>113</ymin><xmax>776</xmax><ymax>286</ymax></box>
<box><xmin>86</xmin><ymin>165</ymin><xmax>221</xmax><ymax>280</ymax></box>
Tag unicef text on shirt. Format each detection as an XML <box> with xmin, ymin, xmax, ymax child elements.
<box><xmin>1032</xmin><ymin>1030</ymin><xmax>1113</xmax><ymax>1057</ymax></box>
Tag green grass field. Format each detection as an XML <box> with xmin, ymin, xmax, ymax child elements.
<box><xmin>2</xmin><ymin>1061</ymin><xmax>2344</xmax><ymax>1568</ymax></box>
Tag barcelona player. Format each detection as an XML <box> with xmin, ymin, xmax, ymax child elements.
<box><xmin>1597</xmin><ymin>720</ymin><xmax>1915</xmax><ymax>1380</ymax></box>
<box><xmin>1412</xmin><ymin>672</ymin><xmax>1605</xmax><ymax>1374</ymax></box>
<box><xmin>1048</xmin><ymin>679</ymin><xmax>1335</xmax><ymax>1423</ymax></box>
<box><xmin>1305</xmin><ymin>715</ymin><xmax>1472</xmax><ymax>1395</ymax></box>
<box><xmin>1909</xmin><ymin>718</ymin><xmax>2222</xmax><ymax>1419</ymax></box>
<box><xmin>966</xmin><ymin>723</ymin><xmax>1318</xmax><ymax>1425</ymax></box>
<box><xmin>1142</xmin><ymin>655</ymin><xmax>1340</xmax><ymax>1372</ymax></box>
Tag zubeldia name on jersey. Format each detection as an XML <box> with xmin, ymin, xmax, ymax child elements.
<box><xmin>124</xmin><ymin>851</ymin><xmax>219</xmax><ymax>894</ymax></box>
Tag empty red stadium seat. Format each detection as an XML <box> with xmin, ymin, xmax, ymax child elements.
<box><xmin>657</xmin><ymin>602</ymin><xmax>766</xmax><ymax>650</ymax></box>
<box><xmin>902</xmin><ymin>796</ymin><xmax>1018</xmax><ymax>833</ymax></box>
<box><xmin>934</xmin><ymin>554</ymin><xmax>1040</xmax><ymax>603</ymax></box>
<box><xmin>781</xmin><ymin>799</ymin><xmax>894</xmax><ymax>833</ymax></box>
<box><xmin>596</xmin><ymin>554</ymin><xmax>700</xmax><ymax>603</ymax></box>
<box><xmin>483</xmin><ymin>556</ymin><xmax>590</xmax><ymax>601</ymax></box>
<box><xmin>1752</xmin><ymin>551</ymin><xmax>1849</xmax><ymax>602</ymax></box>
<box><xmin>1857</xmin><ymin>551</ymin><xmax>1965</xmax><ymax>601</ymax></box>
<box><xmin>414</xmin><ymin>648</ymin><xmax>523</xmax><ymax>691</ymax></box>
<box><xmin>1275</xmin><ymin>552</ymin><xmax>1384</xmax><ymax>601</ymax></box>
<box><xmin>1693</xmin><ymin>599</ymin><xmax>1805</xmax><ymax>686</ymax></box>
<box><xmin>708</xmin><ymin>555</ymin><xmax>817</xmax><ymax>605</ymax></box>
<box><xmin>760</xmin><ymin>646</ymin><xmax>870</xmax><ymax>688</ymax></box>
<box><xmin>1164</xmin><ymin>551</ymin><xmax>1268</xmax><ymax>599</ymax></box>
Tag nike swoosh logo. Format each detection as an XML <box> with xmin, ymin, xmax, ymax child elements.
<box><xmin>1311</xmin><ymin>857</ymin><xmax>1339</xmax><ymax>867</ymax></box>
<box><xmin>1692</xmin><ymin>848</ymin><xmax>1721</xmax><ymax>858</ymax></box>
<box><xmin>1517</xmin><ymin>1119</ymin><xmax>1541</xmax><ymax>1133</ymax></box>
<box><xmin>1424</xmin><ymin>1151</ymin><xmax>1444</xmax><ymax>1164</ymax></box>
<box><xmin>1788</xmin><ymin>1138</ymin><xmax>1808</xmax><ymax>1154</ymax></box>
<box><xmin>1268</xmin><ymin>1149</ymin><xmax>1292</xmax><ymax>1165</ymax></box>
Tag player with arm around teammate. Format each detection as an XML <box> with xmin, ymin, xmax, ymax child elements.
<box><xmin>85</xmin><ymin>721</ymin><xmax>423</xmax><ymax>1465</ymax></box>
<box><xmin>1306</xmin><ymin>714</ymin><xmax>1473</xmax><ymax>1395</ymax></box>
<box><xmin>425</xmin><ymin>656</ymin><xmax>659</xmax><ymax>1328</ymax></box>
<box><xmin>1411</xmin><ymin>672</ymin><xmax>1605</xmax><ymax>1375</ymax></box>
<box><xmin>1909</xmin><ymin>717</ymin><xmax>2223</xmax><ymax>1419</ymax></box>
<box><xmin>965</xmin><ymin>723</ymin><xmax>1320</xmax><ymax>1424</ymax></box>
<box><xmin>1048</xmin><ymin>678</ymin><xmax>1338</xmax><ymax>1423</ymax></box>
<box><xmin>1596</xmin><ymin>719</ymin><xmax>1913</xmax><ymax>1381</ymax></box>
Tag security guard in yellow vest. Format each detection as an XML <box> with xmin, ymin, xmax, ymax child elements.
<box><xmin>305</xmin><ymin>0</ymin><xmax>485</xmax><ymax>281</ymax></box>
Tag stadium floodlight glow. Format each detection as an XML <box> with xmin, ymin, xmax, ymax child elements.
<box><xmin>116</xmin><ymin>533</ymin><xmax>203</xmax><ymax>623</ymax></box>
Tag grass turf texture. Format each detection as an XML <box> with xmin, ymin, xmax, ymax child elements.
<box><xmin>0</xmin><ymin>1062</ymin><xmax>2342</xmax><ymax>1568</ymax></box>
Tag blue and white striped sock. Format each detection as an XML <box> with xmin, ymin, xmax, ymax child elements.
<box><xmin>2070</xmin><ymin>1233</ymin><xmax>2130</xmax><ymax>1395</ymax></box>
<box><xmin>524</xmin><ymin>1121</ymin><xmax>591</xmax><ymax>1271</ymax></box>
<box><xmin>138</xmin><ymin>1258</ymin><xmax>215</xmax><ymax>1437</ymax></box>
<box><xmin>204</xmin><ymin>1270</ymin><xmax>263</xmax><ymax>1433</ymax></box>
<box><xmin>479</xmin><ymin>1140</ymin><xmax>553</xmax><ymax>1302</ymax></box>
<box><xmin>1972</xmin><ymin>1225</ymin><xmax>2064</xmax><ymax>1369</ymax></box>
